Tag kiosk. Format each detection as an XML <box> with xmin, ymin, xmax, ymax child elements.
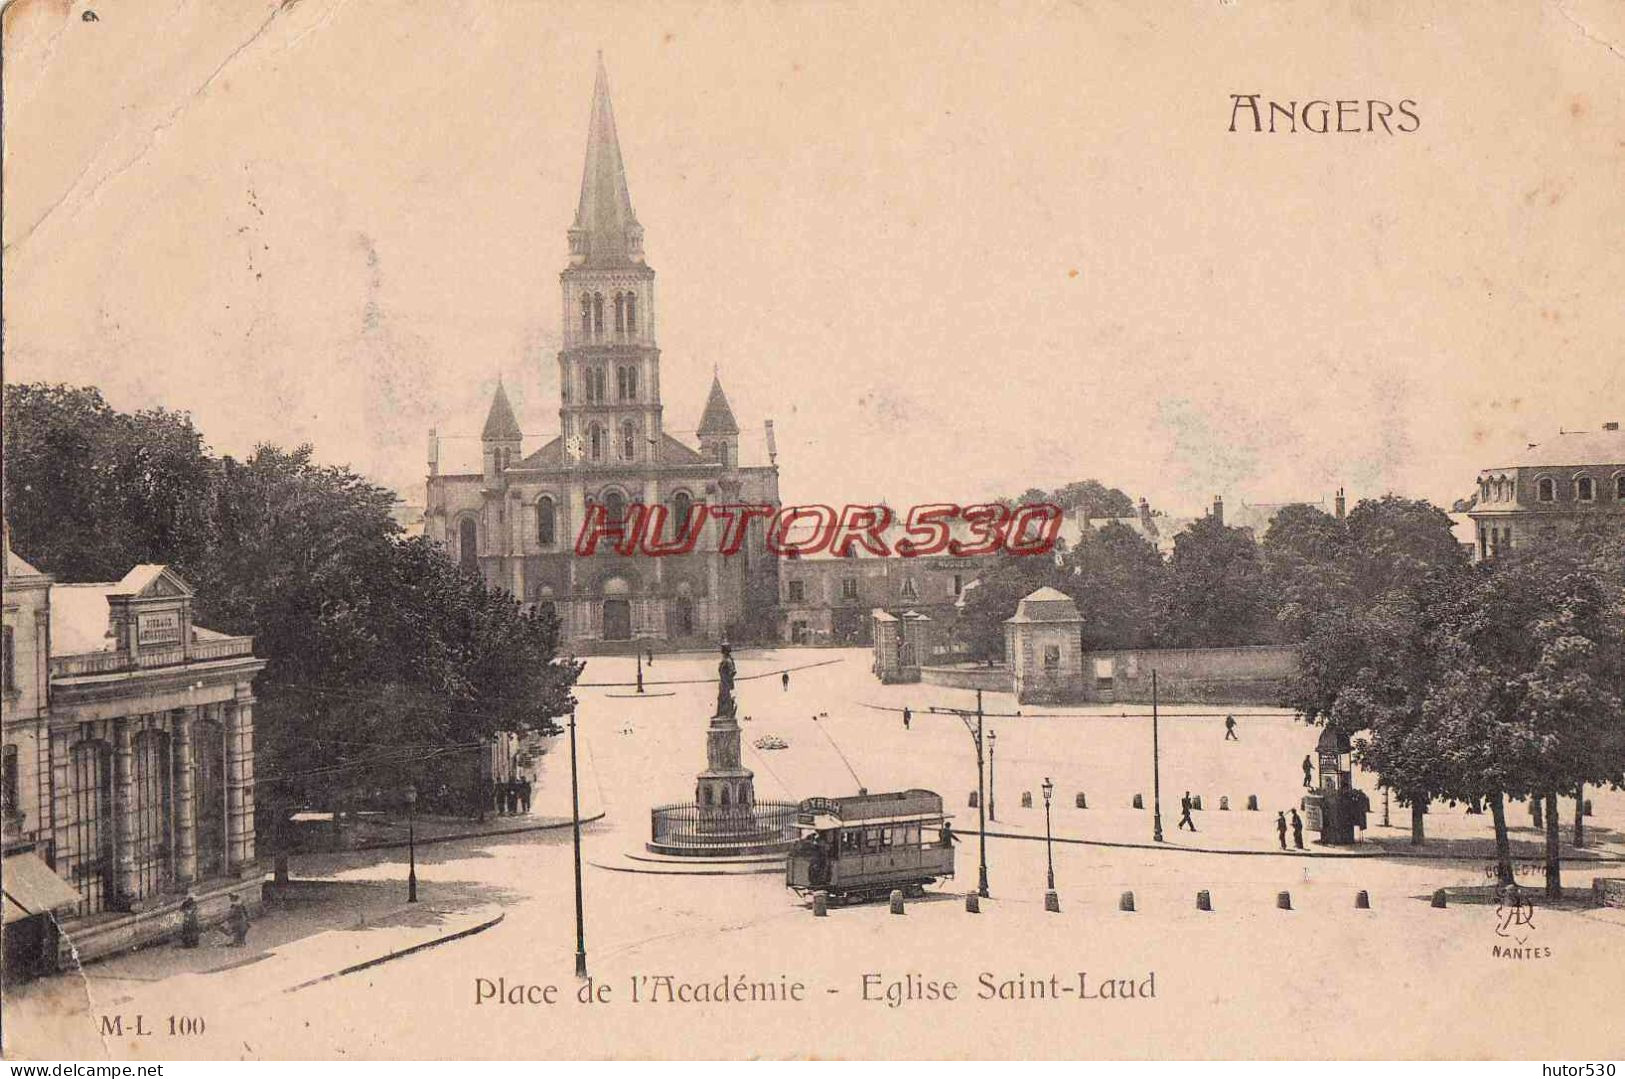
<box><xmin>1301</xmin><ymin>727</ymin><xmax>1370</xmax><ymax>845</ymax></box>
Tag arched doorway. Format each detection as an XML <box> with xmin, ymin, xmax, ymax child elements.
<box><xmin>601</xmin><ymin>576</ymin><xmax>632</xmax><ymax>641</ymax></box>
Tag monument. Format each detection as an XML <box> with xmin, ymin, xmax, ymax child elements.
<box><xmin>646</xmin><ymin>643</ymin><xmax>799</xmax><ymax>858</ymax></box>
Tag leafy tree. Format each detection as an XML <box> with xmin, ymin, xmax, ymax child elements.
<box><xmin>1003</xmin><ymin>479</ymin><xmax>1137</xmax><ymax>520</ymax></box>
<box><xmin>954</xmin><ymin>552</ymin><xmax>1066</xmax><ymax>662</ymax></box>
<box><xmin>1063</xmin><ymin>520</ymin><xmax>1166</xmax><ymax>650</ymax></box>
<box><xmin>1151</xmin><ymin>516</ymin><xmax>1275</xmax><ymax>647</ymax></box>
<box><xmin>3</xmin><ymin>384</ymin><xmax>216</xmax><ymax>580</ymax></box>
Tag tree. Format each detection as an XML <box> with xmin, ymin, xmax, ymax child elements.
<box><xmin>1426</xmin><ymin>533</ymin><xmax>1625</xmax><ymax>894</ymax></box>
<box><xmin>1151</xmin><ymin>516</ymin><xmax>1275</xmax><ymax>647</ymax></box>
<box><xmin>1283</xmin><ymin>496</ymin><xmax>1470</xmax><ymax>844</ymax></box>
<box><xmin>3</xmin><ymin>384</ymin><xmax>216</xmax><ymax>580</ymax></box>
<box><xmin>954</xmin><ymin>552</ymin><xmax>1065</xmax><ymax>662</ymax></box>
<box><xmin>1063</xmin><ymin>520</ymin><xmax>1165</xmax><ymax>650</ymax></box>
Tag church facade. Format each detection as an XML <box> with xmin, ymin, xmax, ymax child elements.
<box><xmin>424</xmin><ymin>61</ymin><xmax>780</xmax><ymax>649</ymax></box>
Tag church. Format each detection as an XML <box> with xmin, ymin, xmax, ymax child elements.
<box><xmin>424</xmin><ymin>60</ymin><xmax>781</xmax><ymax>649</ymax></box>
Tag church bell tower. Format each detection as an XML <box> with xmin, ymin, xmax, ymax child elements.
<box><xmin>559</xmin><ymin>57</ymin><xmax>663</xmax><ymax>470</ymax></box>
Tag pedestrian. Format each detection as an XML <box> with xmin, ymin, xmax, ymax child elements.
<box><xmin>782</xmin><ymin>671</ymin><xmax>790</xmax><ymax>691</ymax></box>
<box><xmin>902</xmin><ymin>706</ymin><xmax>912</xmax><ymax>730</ymax></box>
<box><xmin>1178</xmin><ymin>791</ymin><xmax>1196</xmax><ymax>831</ymax></box>
<box><xmin>1302</xmin><ymin>754</ymin><xmax>1314</xmax><ymax>788</ymax></box>
<box><xmin>178</xmin><ymin>896</ymin><xmax>201</xmax><ymax>949</ymax></box>
<box><xmin>1290</xmin><ymin>809</ymin><xmax>1304</xmax><ymax>850</ymax></box>
<box><xmin>646</xmin><ymin>646</ymin><xmax>654</xmax><ymax>666</ymax></box>
<box><xmin>225</xmin><ymin>894</ymin><xmax>250</xmax><ymax>947</ymax></box>
<box><xmin>1223</xmin><ymin>714</ymin><xmax>1238</xmax><ymax>741</ymax></box>
<box><xmin>1276</xmin><ymin>811</ymin><xmax>1288</xmax><ymax>850</ymax></box>
<box><xmin>519</xmin><ymin>778</ymin><xmax>532</xmax><ymax>814</ymax></box>
<box><xmin>939</xmin><ymin>820</ymin><xmax>960</xmax><ymax>848</ymax></box>
<box><xmin>505</xmin><ymin>781</ymin><xmax>519</xmax><ymax>815</ymax></box>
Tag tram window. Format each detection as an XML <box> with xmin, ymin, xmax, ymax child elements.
<box><xmin>864</xmin><ymin>828</ymin><xmax>882</xmax><ymax>853</ymax></box>
<box><xmin>880</xmin><ymin>828</ymin><xmax>894</xmax><ymax>849</ymax></box>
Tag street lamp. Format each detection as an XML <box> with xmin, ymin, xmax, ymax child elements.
<box><xmin>1042</xmin><ymin>776</ymin><xmax>1055</xmax><ymax>891</ymax></box>
<box><xmin>987</xmin><ymin>730</ymin><xmax>998</xmax><ymax>822</ymax></box>
<box><xmin>405</xmin><ymin>784</ymin><xmax>419</xmax><ymax>904</ymax></box>
<box><xmin>1151</xmin><ymin>670</ymin><xmax>1165</xmax><ymax>844</ymax></box>
<box><xmin>569</xmin><ymin>705</ymin><xmax>588</xmax><ymax>978</ymax></box>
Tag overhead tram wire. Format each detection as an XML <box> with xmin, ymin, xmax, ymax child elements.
<box><xmin>858</xmin><ymin>702</ymin><xmax>1299</xmax><ymax>721</ymax></box>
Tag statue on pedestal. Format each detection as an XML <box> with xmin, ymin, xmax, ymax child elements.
<box><xmin>716</xmin><ymin>641</ymin><xmax>737</xmax><ymax>719</ymax></box>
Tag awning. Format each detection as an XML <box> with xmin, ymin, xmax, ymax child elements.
<box><xmin>2</xmin><ymin>852</ymin><xmax>83</xmax><ymax>922</ymax></box>
<box><xmin>3</xmin><ymin>895</ymin><xmax>29</xmax><ymax>925</ymax></box>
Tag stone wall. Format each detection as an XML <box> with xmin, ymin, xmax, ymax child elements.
<box><xmin>1595</xmin><ymin>877</ymin><xmax>1625</xmax><ymax>909</ymax></box>
<box><xmin>919</xmin><ymin>664</ymin><xmax>1009</xmax><ymax>692</ymax></box>
<box><xmin>1088</xmin><ymin>645</ymin><xmax>1297</xmax><ymax>704</ymax></box>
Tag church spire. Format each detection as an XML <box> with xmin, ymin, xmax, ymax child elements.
<box><xmin>482</xmin><ymin>378</ymin><xmax>523</xmax><ymax>442</ymax></box>
<box><xmin>697</xmin><ymin>373</ymin><xmax>740</xmax><ymax>437</ymax></box>
<box><xmin>568</xmin><ymin>55</ymin><xmax>643</xmax><ymax>267</ymax></box>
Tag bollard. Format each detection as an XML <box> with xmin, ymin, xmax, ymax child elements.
<box><xmin>1219</xmin><ymin>796</ymin><xmax>1229</xmax><ymax>811</ymax></box>
<box><xmin>1192</xmin><ymin>795</ymin><xmax>1204</xmax><ymax>811</ymax></box>
<box><xmin>1277</xmin><ymin>890</ymin><xmax>1293</xmax><ymax>910</ymax></box>
<box><xmin>890</xmin><ymin>889</ymin><xmax>905</xmax><ymax>915</ymax></box>
<box><xmin>1196</xmin><ymin>889</ymin><xmax>1212</xmax><ymax>912</ymax></box>
<box><xmin>1021</xmin><ymin>791</ymin><xmax>1033</xmax><ymax>809</ymax></box>
<box><xmin>1075</xmin><ymin>792</ymin><xmax>1087</xmax><ymax>809</ymax></box>
<box><xmin>965</xmin><ymin>892</ymin><xmax>980</xmax><ymax>914</ymax></box>
<box><xmin>1355</xmin><ymin>890</ymin><xmax>1371</xmax><ymax>909</ymax></box>
<box><xmin>1119</xmin><ymin>890</ymin><xmax>1136</xmax><ymax>912</ymax></box>
<box><xmin>1431</xmin><ymin>888</ymin><xmax>1448</xmax><ymax>909</ymax></box>
<box><xmin>969</xmin><ymin>791</ymin><xmax>979</xmax><ymax>808</ymax></box>
<box><xmin>1132</xmin><ymin>793</ymin><xmax>1144</xmax><ymax>810</ymax></box>
<box><xmin>1246</xmin><ymin>794</ymin><xmax>1259</xmax><ymax>811</ymax></box>
<box><xmin>1045</xmin><ymin>889</ymin><xmax>1061</xmax><ymax>913</ymax></box>
<box><xmin>812</xmin><ymin>891</ymin><xmax>828</xmax><ymax>917</ymax></box>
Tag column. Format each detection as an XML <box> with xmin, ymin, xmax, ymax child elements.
<box><xmin>112</xmin><ymin>718</ymin><xmax>138</xmax><ymax>908</ymax></box>
<box><xmin>225</xmin><ymin>697</ymin><xmax>256</xmax><ymax>872</ymax></box>
<box><xmin>173</xmin><ymin>708</ymin><xmax>198</xmax><ymax>886</ymax></box>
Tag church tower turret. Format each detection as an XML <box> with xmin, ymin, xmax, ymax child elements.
<box><xmin>696</xmin><ymin>373</ymin><xmax>740</xmax><ymax>470</ymax></box>
<box><xmin>482</xmin><ymin>378</ymin><xmax>523</xmax><ymax>483</ymax></box>
<box><xmin>559</xmin><ymin>56</ymin><xmax>662</xmax><ymax>469</ymax></box>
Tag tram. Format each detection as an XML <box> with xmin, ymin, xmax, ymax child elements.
<box><xmin>785</xmin><ymin>789</ymin><xmax>955</xmax><ymax>902</ymax></box>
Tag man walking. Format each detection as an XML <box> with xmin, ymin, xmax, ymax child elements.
<box><xmin>519</xmin><ymin>777</ymin><xmax>532</xmax><ymax>814</ymax></box>
<box><xmin>782</xmin><ymin>671</ymin><xmax>790</xmax><ymax>691</ymax></box>
<box><xmin>1302</xmin><ymin>754</ymin><xmax>1314</xmax><ymax>788</ymax></box>
<box><xmin>1178</xmin><ymin>791</ymin><xmax>1196</xmax><ymax>831</ymax></box>
<box><xmin>1223</xmin><ymin>714</ymin><xmax>1238</xmax><ymax>741</ymax></box>
<box><xmin>902</xmin><ymin>706</ymin><xmax>912</xmax><ymax>731</ymax></box>
<box><xmin>1276</xmin><ymin>811</ymin><xmax>1288</xmax><ymax>850</ymax></box>
<box><xmin>1290</xmin><ymin>809</ymin><xmax>1305</xmax><ymax>850</ymax></box>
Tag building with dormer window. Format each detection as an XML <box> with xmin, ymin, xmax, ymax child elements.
<box><xmin>1467</xmin><ymin>422</ymin><xmax>1625</xmax><ymax>560</ymax></box>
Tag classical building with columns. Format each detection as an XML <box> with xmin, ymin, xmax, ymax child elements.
<box><xmin>424</xmin><ymin>59</ymin><xmax>780</xmax><ymax>648</ymax></box>
<box><xmin>2</xmin><ymin>538</ymin><xmax>265</xmax><ymax>972</ymax></box>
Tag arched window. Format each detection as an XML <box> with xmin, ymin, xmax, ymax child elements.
<box><xmin>670</xmin><ymin>490</ymin><xmax>693</xmax><ymax>533</ymax></box>
<box><xmin>536</xmin><ymin>497</ymin><xmax>556</xmax><ymax>546</ymax></box>
<box><xmin>603</xmin><ymin>490</ymin><xmax>626</xmax><ymax>529</ymax></box>
<box><xmin>1537</xmin><ymin>476</ymin><xmax>1556</xmax><ymax>502</ymax></box>
<box><xmin>616</xmin><ymin>364</ymin><xmax>637</xmax><ymax>401</ymax></box>
<box><xmin>1576</xmin><ymin>475</ymin><xmax>1595</xmax><ymax>502</ymax></box>
<box><xmin>588</xmin><ymin>422</ymin><xmax>605</xmax><ymax>462</ymax></box>
<box><xmin>1616</xmin><ymin>474</ymin><xmax>1625</xmax><ymax>501</ymax></box>
<box><xmin>614</xmin><ymin>292</ymin><xmax>625</xmax><ymax>333</ymax></box>
<box><xmin>592</xmin><ymin>292</ymin><xmax>605</xmax><ymax>335</ymax></box>
<box><xmin>625</xmin><ymin>292</ymin><xmax>637</xmax><ymax>333</ymax></box>
<box><xmin>580</xmin><ymin>293</ymin><xmax>592</xmax><ymax>339</ymax></box>
<box><xmin>621</xmin><ymin>420</ymin><xmax>637</xmax><ymax>460</ymax></box>
<box><xmin>458</xmin><ymin>517</ymin><xmax>479</xmax><ymax>571</ymax></box>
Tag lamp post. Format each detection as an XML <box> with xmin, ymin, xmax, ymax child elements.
<box><xmin>1151</xmin><ymin>670</ymin><xmax>1165</xmax><ymax>844</ymax></box>
<box><xmin>1042</xmin><ymin>776</ymin><xmax>1055</xmax><ymax>891</ymax></box>
<box><xmin>636</xmin><ymin>649</ymin><xmax>645</xmax><ymax>695</ymax></box>
<box><xmin>569</xmin><ymin>705</ymin><xmax>588</xmax><ymax>978</ymax></box>
<box><xmin>987</xmin><ymin>730</ymin><xmax>998</xmax><ymax>822</ymax></box>
<box><xmin>405</xmin><ymin>785</ymin><xmax>418</xmax><ymax>903</ymax></box>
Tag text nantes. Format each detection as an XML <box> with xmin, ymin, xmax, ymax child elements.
<box><xmin>574</xmin><ymin>502</ymin><xmax>1063</xmax><ymax>559</ymax></box>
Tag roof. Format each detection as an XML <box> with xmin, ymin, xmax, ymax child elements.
<box><xmin>1491</xmin><ymin>427</ymin><xmax>1625</xmax><ymax>470</ymax></box>
<box><xmin>697</xmin><ymin>374</ymin><xmax>740</xmax><ymax>437</ymax></box>
<box><xmin>1006</xmin><ymin>586</ymin><xmax>1082</xmax><ymax>625</ymax></box>
<box><xmin>2</xmin><ymin>851</ymin><xmax>82</xmax><ymax>921</ymax></box>
<box><xmin>517</xmin><ymin>437</ymin><xmax>564</xmax><ymax>470</ymax></box>
<box><xmin>481</xmin><ymin>381</ymin><xmax>523</xmax><ymax>441</ymax></box>
<box><xmin>51</xmin><ymin>584</ymin><xmax>122</xmax><ymax>654</ymax></box>
<box><xmin>4</xmin><ymin>546</ymin><xmax>47</xmax><ymax>582</ymax></box>
<box><xmin>571</xmin><ymin>57</ymin><xmax>643</xmax><ymax>268</ymax></box>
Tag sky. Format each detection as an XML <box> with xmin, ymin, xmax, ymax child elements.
<box><xmin>4</xmin><ymin>0</ymin><xmax>1623</xmax><ymax>517</ymax></box>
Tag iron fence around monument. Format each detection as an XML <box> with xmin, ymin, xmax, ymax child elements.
<box><xmin>649</xmin><ymin>800</ymin><xmax>800</xmax><ymax>848</ymax></box>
